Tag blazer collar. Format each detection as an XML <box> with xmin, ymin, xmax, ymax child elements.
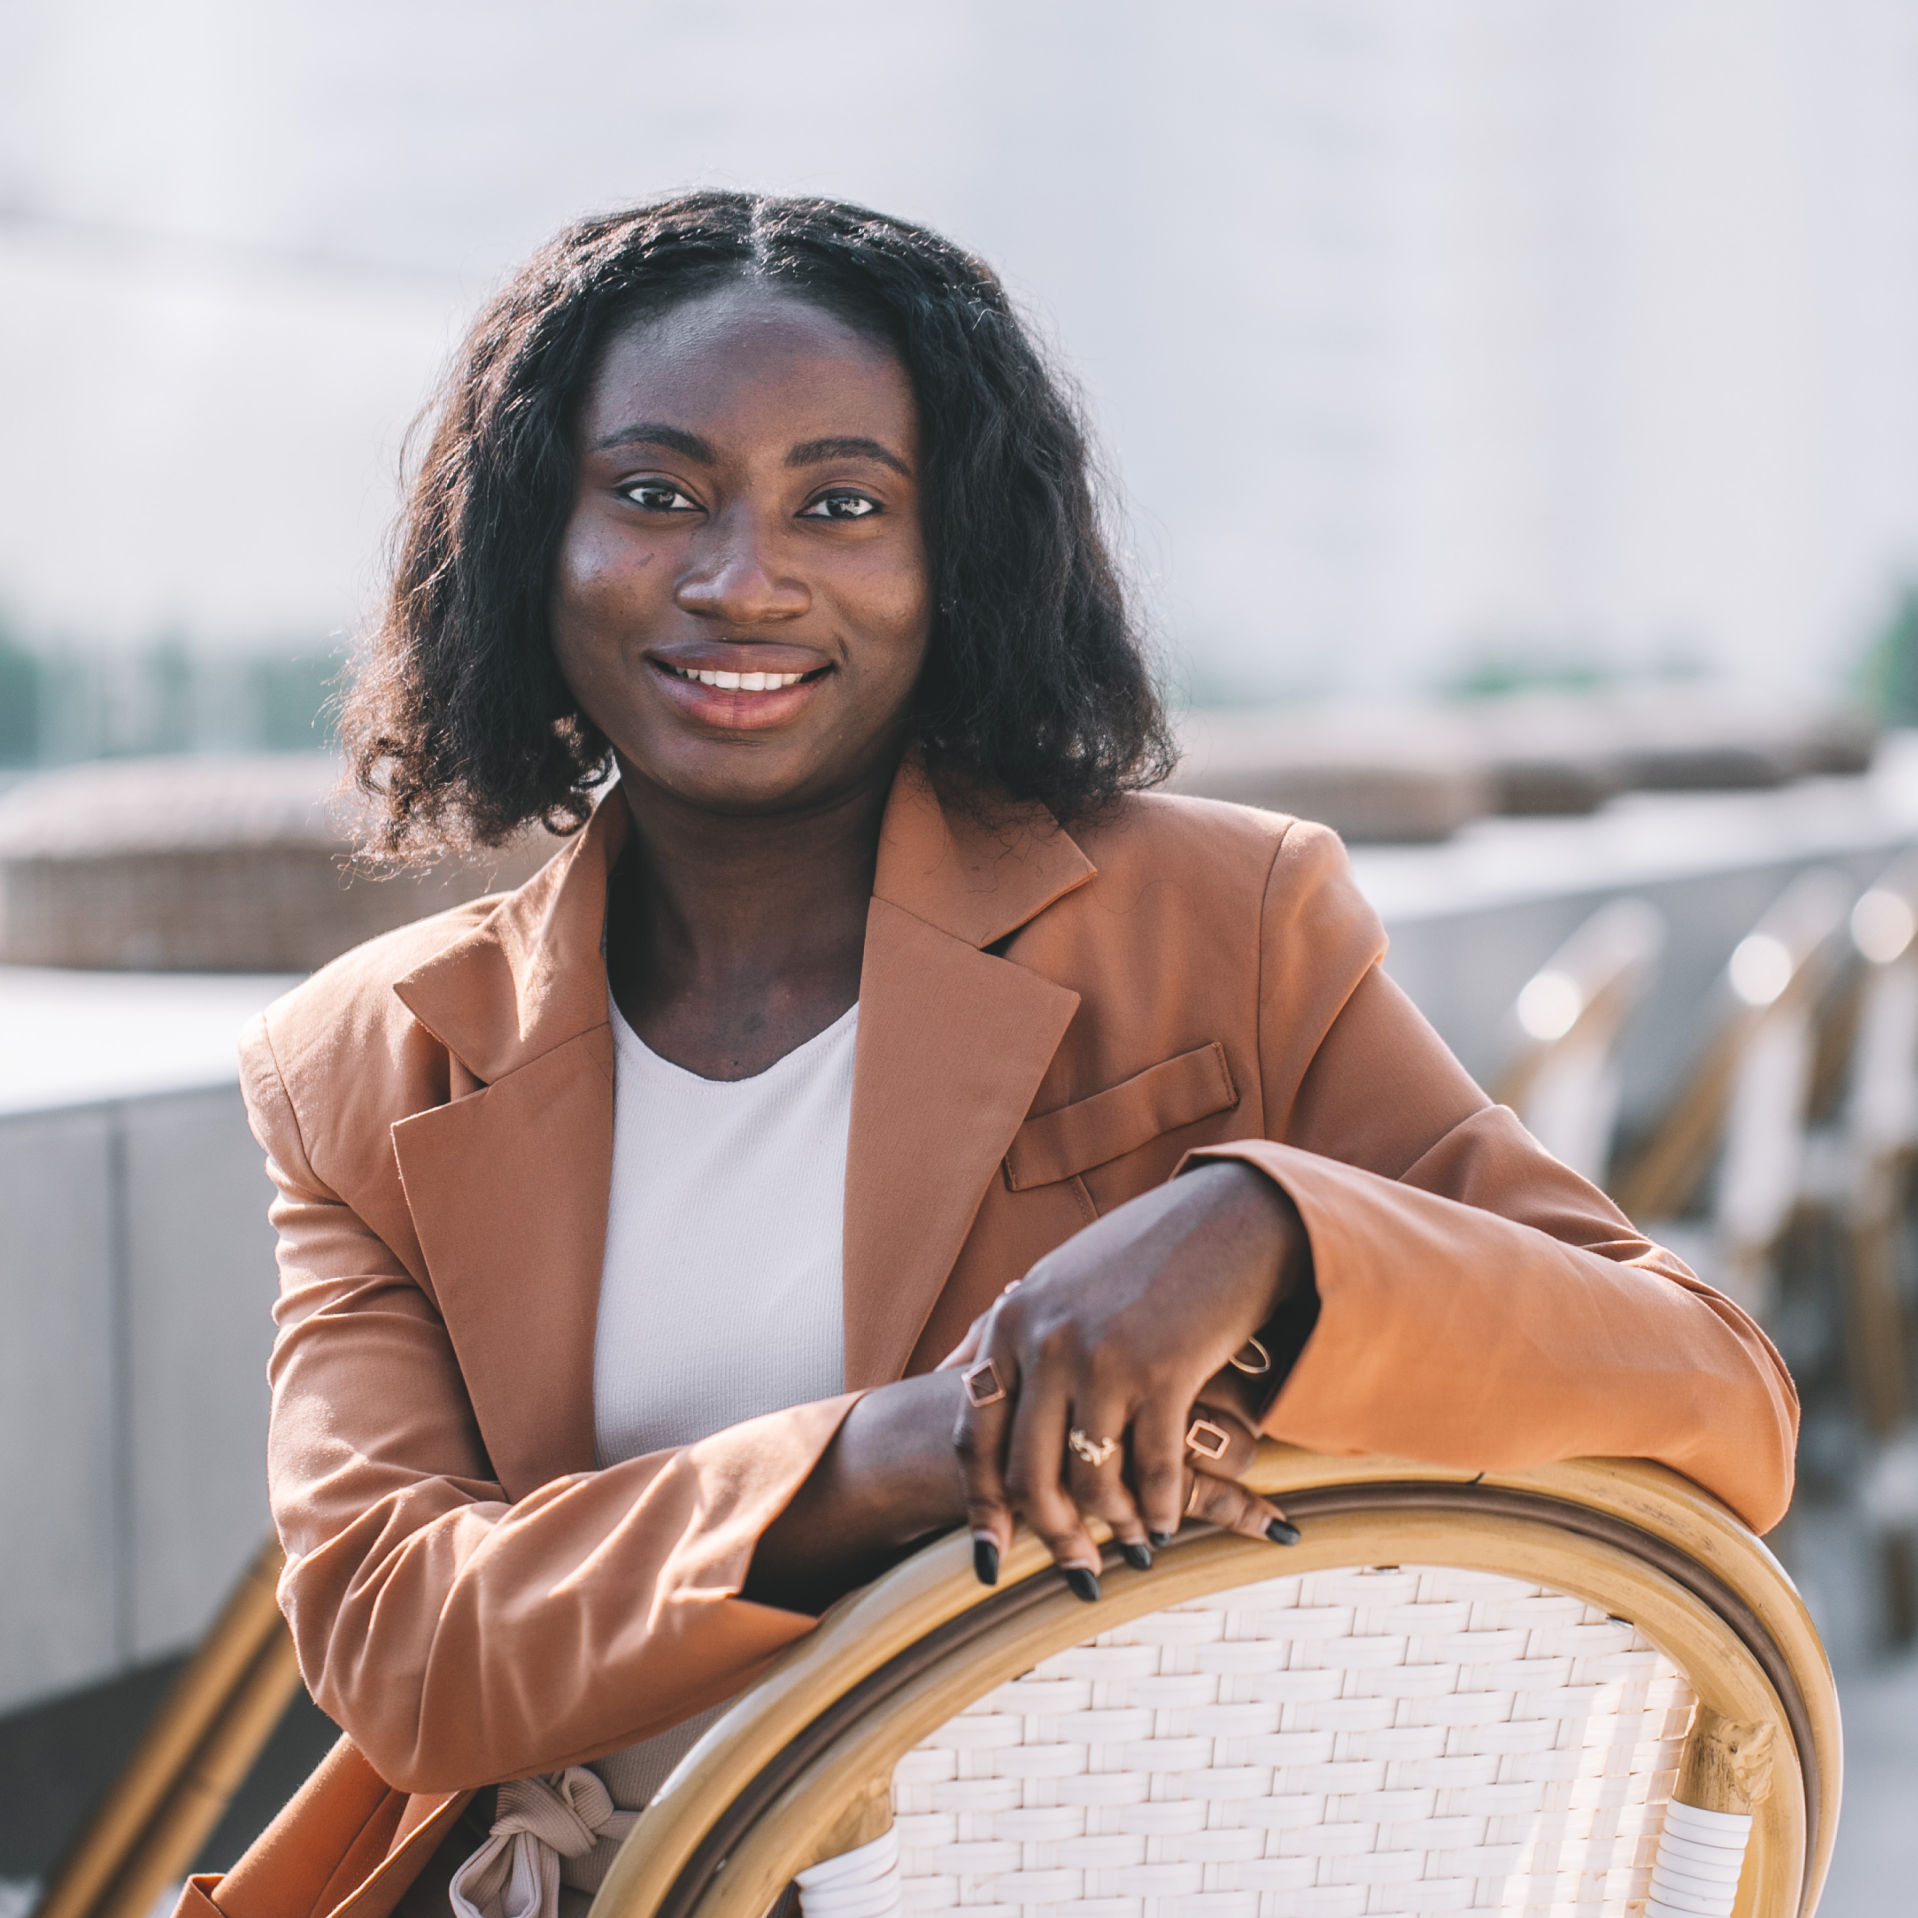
<box><xmin>385</xmin><ymin>757</ymin><xmax>1096</xmax><ymax>1492</ymax></box>
<box><xmin>391</xmin><ymin>795</ymin><xmax>630</xmax><ymax>1086</ymax></box>
<box><xmin>870</xmin><ymin>755</ymin><xmax>1097</xmax><ymax>949</ymax></box>
<box><xmin>393</xmin><ymin>754</ymin><xmax>1094</xmax><ymax>1073</ymax></box>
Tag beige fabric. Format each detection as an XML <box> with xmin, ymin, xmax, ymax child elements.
<box><xmin>447</xmin><ymin>1770</ymin><xmax>636</xmax><ymax>1918</ymax></box>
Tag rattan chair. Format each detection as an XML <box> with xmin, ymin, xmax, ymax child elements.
<box><xmin>1611</xmin><ymin>868</ymin><xmax>1855</xmax><ymax>1323</ymax></box>
<box><xmin>1798</xmin><ymin>855</ymin><xmax>1918</xmax><ymax>1439</ymax></box>
<box><xmin>34</xmin><ymin>1539</ymin><xmax>303</xmax><ymax>1918</ymax></box>
<box><xmin>590</xmin><ymin>1447</ymin><xmax>1839</xmax><ymax>1918</ymax></box>
<box><xmin>1494</xmin><ymin>898</ymin><xmax>1666</xmax><ymax>1187</ymax></box>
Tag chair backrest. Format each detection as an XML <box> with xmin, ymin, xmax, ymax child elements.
<box><xmin>1612</xmin><ymin>869</ymin><xmax>1854</xmax><ymax>1254</ymax></box>
<box><xmin>1814</xmin><ymin>854</ymin><xmax>1918</xmax><ymax>1438</ymax></box>
<box><xmin>1495</xmin><ymin>897</ymin><xmax>1666</xmax><ymax>1184</ymax></box>
<box><xmin>34</xmin><ymin>1538</ymin><xmax>302</xmax><ymax>1918</ymax></box>
<box><xmin>592</xmin><ymin>1450</ymin><xmax>1840</xmax><ymax>1918</ymax></box>
<box><xmin>1841</xmin><ymin>855</ymin><xmax>1918</xmax><ymax>1163</ymax></box>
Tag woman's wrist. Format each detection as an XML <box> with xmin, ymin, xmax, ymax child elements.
<box><xmin>1182</xmin><ymin>1158</ymin><xmax>1311</xmax><ymax>1326</ymax></box>
<box><xmin>1246</xmin><ymin>1183</ymin><xmax>1317</xmax><ymax>1414</ymax></box>
<box><xmin>745</xmin><ymin>1371</ymin><xmax>968</xmax><ymax>1612</ymax></box>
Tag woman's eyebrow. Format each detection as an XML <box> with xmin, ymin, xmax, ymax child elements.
<box><xmin>593</xmin><ymin>422</ymin><xmax>713</xmax><ymax>459</ymax></box>
<box><xmin>786</xmin><ymin>436</ymin><xmax>912</xmax><ymax>478</ymax></box>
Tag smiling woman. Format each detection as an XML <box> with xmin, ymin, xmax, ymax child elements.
<box><xmin>342</xmin><ymin>193</ymin><xmax>1165</xmax><ymax>863</ymax></box>
<box><xmin>185</xmin><ymin>194</ymin><xmax>1798</xmax><ymax>1918</ymax></box>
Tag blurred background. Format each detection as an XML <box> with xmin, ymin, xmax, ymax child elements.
<box><xmin>5</xmin><ymin>2</ymin><xmax>1918</xmax><ymax>1913</ymax></box>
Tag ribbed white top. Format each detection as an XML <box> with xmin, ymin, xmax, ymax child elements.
<box><xmin>562</xmin><ymin>995</ymin><xmax>857</xmax><ymax>1899</ymax></box>
<box><xmin>592</xmin><ymin>996</ymin><xmax>854</xmax><ymax>1468</ymax></box>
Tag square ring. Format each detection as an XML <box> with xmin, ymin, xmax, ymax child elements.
<box><xmin>1185</xmin><ymin>1416</ymin><xmax>1231</xmax><ymax>1461</ymax></box>
<box><xmin>962</xmin><ymin>1359</ymin><xmax>1008</xmax><ymax>1409</ymax></box>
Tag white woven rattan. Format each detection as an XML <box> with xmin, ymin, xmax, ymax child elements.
<box><xmin>871</xmin><ymin>1564</ymin><xmax>1698</xmax><ymax>1918</ymax></box>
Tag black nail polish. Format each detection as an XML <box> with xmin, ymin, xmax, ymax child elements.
<box><xmin>1265</xmin><ymin>1518</ymin><xmax>1301</xmax><ymax>1546</ymax></box>
<box><xmin>1148</xmin><ymin>1531</ymin><xmax>1174</xmax><ymax>1549</ymax></box>
<box><xmin>1065</xmin><ymin>1566</ymin><xmax>1102</xmax><ymax>1603</ymax></box>
<box><xmin>1121</xmin><ymin>1542</ymin><xmax>1153</xmax><ymax>1572</ymax></box>
<box><xmin>973</xmin><ymin>1538</ymin><xmax>999</xmax><ymax>1586</ymax></box>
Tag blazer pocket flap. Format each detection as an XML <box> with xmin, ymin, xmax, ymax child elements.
<box><xmin>1005</xmin><ymin>1043</ymin><xmax>1238</xmax><ymax>1191</ymax></box>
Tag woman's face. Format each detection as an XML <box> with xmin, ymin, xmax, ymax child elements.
<box><xmin>551</xmin><ymin>282</ymin><xmax>933</xmax><ymax>817</ymax></box>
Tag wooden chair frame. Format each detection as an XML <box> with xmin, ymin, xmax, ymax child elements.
<box><xmin>1493</xmin><ymin>895</ymin><xmax>1666</xmax><ymax>1188</ymax></box>
<box><xmin>593</xmin><ymin>1449</ymin><xmax>1840</xmax><ymax>1918</ymax></box>
<box><xmin>34</xmin><ymin>1539</ymin><xmax>302</xmax><ymax>1918</ymax></box>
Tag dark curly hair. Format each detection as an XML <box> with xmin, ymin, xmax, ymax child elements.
<box><xmin>342</xmin><ymin>190</ymin><xmax>1173</xmax><ymax>856</ymax></box>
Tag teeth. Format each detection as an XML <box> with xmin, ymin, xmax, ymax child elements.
<box><xmin>670</xmin><ymin>665</ymin><xmax>807</xmax><ymax>691</ymax></box>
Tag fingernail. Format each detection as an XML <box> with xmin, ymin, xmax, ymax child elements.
<box><xmin>1148</xmin><ymin>1531</ymin><xmax>1174</xmax><ymax>1549</ymax></box>
<box><xmin>1265</xmin><ymin>1518</ymin><xmax>1301</xmax><ymax>1546</ymax></box>
<box><xmin>973</xmin><ymin>1537</ymin><xmax>999</xmax><ymax>1586</ymax></box>
<box><xmin>1121</xmin><ymin>1542</ymin><xmax>1153</xmax><ymax>1572</ymax></box>
<box><xmin>1064</xmin><ymin>1566</ymin><xmax>1102</xmax><ymax>1603</ymax></box>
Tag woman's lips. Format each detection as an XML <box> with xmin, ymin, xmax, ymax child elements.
<box><xmin>647</xmin><ymin>655</ymin><xmax>829</xmax><ymax>729</ymax></box>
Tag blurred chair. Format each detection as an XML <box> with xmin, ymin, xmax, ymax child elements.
<box><xmin>34</xmin><ymin>1541</ymin><xmax>302</xmax><ymax>1918</ymax></box>
<box><xmin>1794</xmin><ymin>856</ymin><xmax>1918</xmax><ymax>1637</ymax></box>
<box><xmin>1611</xmin><ymin>869</ymin><xmax>1856</xmax><ymax>1323</ymax></box>
<box><xmin>1494</xmin><ymin>898</ymin><xmax>1667</xmax><ymax>1186</ymax></box>
<box><xmin>594</xmin><ymin>1448</ymin><xmax>1839</xmax><ymax>1918</ymax></box>
<box><xmin>1794</xmin><ymin>856</ymin><xmax>1918</xmax><ymax>1436</ymax></box>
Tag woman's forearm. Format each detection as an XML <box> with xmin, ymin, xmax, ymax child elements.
<box><xmin>746</xmin><ymin>1370</ymin><xmax>970</xmax><ymax>1612</ymax></box>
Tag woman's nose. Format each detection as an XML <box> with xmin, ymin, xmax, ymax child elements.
<box><xmin>674</xmin><ymin>510</ymin><xmax>810</xmax><ymax>623</ymax></box>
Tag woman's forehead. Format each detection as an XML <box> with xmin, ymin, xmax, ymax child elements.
<box><xmin>582</xmin><ymin>284</ymin><xmax>916</xmax><ymax>450</ymax></box>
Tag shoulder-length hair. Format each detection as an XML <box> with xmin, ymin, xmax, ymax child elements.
<box><xmin>343</xmin><ymin>190</ymin><xmax>1172</xmax><ymax>855</ymax></box>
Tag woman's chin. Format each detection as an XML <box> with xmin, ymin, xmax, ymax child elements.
<box><xmin>614</xmin><ymin>736</ymin><xmax>851</xmax><ymax>820</ymax></box>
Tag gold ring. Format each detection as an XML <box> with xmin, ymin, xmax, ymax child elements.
<box><xmin>1067</xmin><ymin>1428</ymin><xmax>1119</xmax><ymax>1468</ymax></box>
<box><xmin>962</xmin><ymin>1359</ymin><xmax>1007</xmax><ymax>1409</ymax></box>
<box><xmin>1228</xmin><ymin>1336</ymin><xmax>1272</xmax><ymax>1377</ymax></box>
<box><xmin>1185</xmin><ymin>1416</ymin><xmax>1232</xmax><ymax>1461</ymax></box>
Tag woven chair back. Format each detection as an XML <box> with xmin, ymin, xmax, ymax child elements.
<box><xmin>879</xmin><ymin>1562</ymin><xmax>1690</xmax><ymax>1916</ymax></box>
<box><xmin>592</xmin><ymin>1455</ymin><xmax>1839</xmax><ymax>1918</ymax></box>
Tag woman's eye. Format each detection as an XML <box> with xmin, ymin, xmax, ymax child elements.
<box><xmin>799</xmin><ymin>491</ymin><xmax>879</xmax><ymax>521</ymax></box>
<box><xmin>620</xmin><ymin>480</ymin><xmax>701</xmax><ymax>513</ymax></box>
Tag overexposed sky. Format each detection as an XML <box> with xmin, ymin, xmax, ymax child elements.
<box><xmin>2</xmin><ymin>0</ymin><xmax>1917</xmax><ymax>698</ymax></box>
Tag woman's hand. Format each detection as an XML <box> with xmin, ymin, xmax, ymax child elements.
<box><xmin>945</xmin><ymin>1161</ymin><xmax>1311</xmax><ymax>1591</ymax></box>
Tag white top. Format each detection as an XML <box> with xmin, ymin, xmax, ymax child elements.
<box><xmin>593</xmin><ymin>997</ymin><xmax>855</xmax><ymax>1467</ymax></box>
<box><xmin>549</xmin><ymin>997</ymin><xmax>859</xmax><ymax>1897</ymax></box>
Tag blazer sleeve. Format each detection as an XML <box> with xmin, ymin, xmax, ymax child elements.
<box><xmin>239</xmin><ymin>1016</ymin><xmax>861</xmax><ymax>1796</ymax></box>
<box><xmin>1188</xmin><ymin>820</ymin><xmax>1799</xmax><ymax>1534</ymax></box>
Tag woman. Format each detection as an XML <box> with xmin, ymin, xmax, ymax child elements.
<box><xmin>182</xmin><ymin>192</ymin><xmax>1795</xmax><ymax>1918</ymax></box>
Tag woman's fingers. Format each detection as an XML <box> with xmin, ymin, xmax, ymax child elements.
<box><xmin>1182</xmin><ymin>1468</ymin><xmax>1299</xmax><ymax>1545</ymax></box>
<box><xmin>1182</xmin><ymin>1399</ymin><xmax>1264</xmax><ymax>1480</ymax></box>
<box><xmin>937</xmin><ymin>1282</ymin><xmax>1021</xmax><ymax>1371</ymax></box>
<box><xmin>1063</xmin><ymin>1399</ymin><xmax>1153</xmax><ymax>1569</ymax></box>
<box><xmin>936</xmin><ymin>1313</ymin><xmax>989</xmax><ymax>1371</ymax></box>
<box><xmin>952</xmin><ymin>1346</ymin><xmax>1017</xmax><ymax>1585</ymax></box>
<box><xmin>1129</xmin><ymin>1397</ymin><xmax>1195</xmax><ymax>1545</ymax></box>
<box><xmin>1003</xmin><ymin>1369</ymin><xmax>1105</xmax><ymax>1597</ymax></box>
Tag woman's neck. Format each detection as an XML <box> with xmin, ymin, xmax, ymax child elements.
<box><xmin>605</xmin><ymin>758</ymin><xmax>892</xmax><ymax>1080</ymax></box>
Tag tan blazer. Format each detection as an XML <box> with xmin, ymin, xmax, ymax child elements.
<box><xmin>182</xmin><ymin>759</ymin><xmax>1795</xmax><ymax>1918</ymax></box>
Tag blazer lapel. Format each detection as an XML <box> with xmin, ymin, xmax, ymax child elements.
<box><xmin>378</xmin><ymin>762</ymin><xmax>1098</xmax><ymax>1476</ymax></box>
<box><xmin>843</xmin><ymin>763</ymin><xmax>1095</xmax><ymax>1386</ymax></box>
<box><xmin>388</xmin><ymin>801</ymin><xmax>628</xmax><ymax>1499</ymax></box>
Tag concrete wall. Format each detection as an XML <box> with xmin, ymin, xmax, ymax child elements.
<box><xmin>0</xmin><ymin>1088</ymin><xmax>274</xmax><ymax>1715</ymax></box>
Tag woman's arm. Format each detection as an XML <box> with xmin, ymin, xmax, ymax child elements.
<box><xmin>246</xmin><ymin>1028</ymin><xmax>863</xmax><ymax>1796</ymax></box>
<box><xmin>1199</xmin><ymin>971</ymin><xmax>1799</xmax><ymax>1527</ymax></box>
<box><xmin>950</xmin><ymin>821</ymin><xmax>1797</xmax><ymax>1546</ymax></box>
